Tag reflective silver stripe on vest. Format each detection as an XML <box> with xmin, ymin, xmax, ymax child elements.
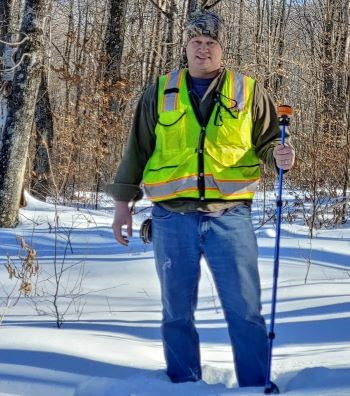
<box><xmin>144</xmin><ymin>175</ymin><xmax>259</xmax><ymax>199</ymax></box>
<box><xmin>206</xmin><ymin>177</ymin><xmax>259</xmax><ymax>196</ymax></box>
<box><xmin>234</xmin><ymin>73</ymin><xmax>245</xmax><ymax>110</ymax></box>
<box><xmin>163</xmin><ymin>70</ymin><xmax>182</xmax><ymax>112</ymax></box>
<box><xmin>144</xmin><ymin>175</ymin><xmax>198</xmax><ymax>199</ymax></box>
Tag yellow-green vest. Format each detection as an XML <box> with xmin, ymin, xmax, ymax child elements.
<box><xmin>143</xmin><ymin>68</ymin><xmax>260</xmax><ymax>202</ymax></box>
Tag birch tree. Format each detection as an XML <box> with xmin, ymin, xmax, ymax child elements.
<box><xmin>0</xmin><ymin>0</ymin><xmax>51</xmax><ymax>227</ymax></box>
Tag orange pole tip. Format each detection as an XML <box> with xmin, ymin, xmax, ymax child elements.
<box><xmin>277</xmin><ymin>105</ymin><xmax>293</xmax><ymax>117</ymax></box>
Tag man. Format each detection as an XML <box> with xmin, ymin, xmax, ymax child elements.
<box><xmin>106</xmin><ymin>9</ymin><xmax>294</xmax><ymax>392</ymax></box>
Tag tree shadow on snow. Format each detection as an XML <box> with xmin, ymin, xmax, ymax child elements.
<box><xmin>0</xmin><ymin>348</ymin><xmax>158</xmax><ymax>380</ymax></box>
<box><xmin>258</xmin><ymin>245</ymin><xmax>350</xmax><ymax>270</ymax></box>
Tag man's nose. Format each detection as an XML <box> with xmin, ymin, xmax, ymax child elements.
<box><xmin>198</xmin><ymin>44</ymin><xmax>209</xmax><ymax>51</ymax></box>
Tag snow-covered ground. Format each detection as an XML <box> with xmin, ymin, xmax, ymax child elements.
<box><xmin>0</xmin><ymin>192</ymin><xmax>350</xmax><ymax>396</ymax></box>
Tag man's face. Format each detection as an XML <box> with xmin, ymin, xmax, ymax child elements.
<box><xmin>186</xmin><ymin>35</ymin><xmax>222</xmax><ymax>78</ymax></box>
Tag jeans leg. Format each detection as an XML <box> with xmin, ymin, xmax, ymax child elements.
<box><xmin>202</xmin><ymin>205</ymin><xmax>268</xmax><ymax>387</ymax></box>
<box><xmin>152</xmin><ymin>204</ymin><xmax>202</xmax><ymax>382</ymax></box>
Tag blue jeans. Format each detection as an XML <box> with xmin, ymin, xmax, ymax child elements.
<box><xmin>152</xmin><ymin>203</ymin><xmax>268</xmax><ymax>386</ymax></box>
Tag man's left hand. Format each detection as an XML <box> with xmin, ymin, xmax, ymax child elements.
<box><xmin>273</xmin><ymin>144</ymin><xmax>295</xmax><ymax>170</ymax></box>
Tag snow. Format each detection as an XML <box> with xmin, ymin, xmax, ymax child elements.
<box><xmin>0</xmin><ymin>191</ymin><xmax>350</xmax><ymax>395</ymax></box>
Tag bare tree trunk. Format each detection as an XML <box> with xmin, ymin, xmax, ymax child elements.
<box><xmin>31</xmin><ymin>70</ymin><xmax>54</xmax><ymax>200</ymax></box>
<box><xmin>164</xmin><ymin>0</ymin><xmax>177</xmax><ymax>70</ymax></box>
<box><xmin>104</xmin><ymin>0</ymin><xmax>128</xmax><ymax>83</ymax></box>
<box><xmin>236</xmin><ymin>0</ymin><xmax>244</xmax><ymax>67</ymax></box>
<box><xmin>1</xmin><ymin>0</ymin><xmax>20</xmax><ymax>145</ymax></box>
<box><xmin>188</xmin><ymin>0</ymin><xmax>199</xmax><ymax>14</ymax></box>
<box><xmin>0</xmin><ymin>0</ymin><xmax>11</xmax><ymax>57</ymax></box>
<box><xmin>254</xmin><ymin>0</ymin><xmax>264</xmax><ymax>76</ymax></box>
<box><xmin>320</xmin><ymin>0</ymin><xmax>336</xmax><ymax>137</ymax></box>
<box><xmin>146</xmin><ymin>2</ymin><xmax>162</xmax><ymax>83</ymax></box>
<box><xmin>0</xmin><ymin>0</ymin><xmax>51</xmax><ymax>227</ymax></box>
<box><xmin>273</xmin><ymin>0</ymin><xmax>290</xmax><ymax>97</ymax></box>
<box><xmin>64</xmin><ymin>0</ymin><xmax>74</xmax><ymax>114</ymax></box>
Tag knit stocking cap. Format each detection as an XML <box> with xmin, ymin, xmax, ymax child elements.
<box><xmin>184</xmin><ymin>9</ymin><xmax>225</xmax><ymax>47</ymax></box>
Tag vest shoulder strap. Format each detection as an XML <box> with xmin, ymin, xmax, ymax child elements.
<box><xmin>224</xmin><ymin>71</ymin><xmax>255</xmax><ymax>111</ymax></box>
<box><xmin>159</xmin><ymin>69</ymin><xmax>185</xmax><ymax>112</ymax></box>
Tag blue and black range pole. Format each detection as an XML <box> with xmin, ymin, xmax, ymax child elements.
<box><xmin>264</xmin><ymin>105</ymin><xmax>293</xmax><ymax>395</ymax></box>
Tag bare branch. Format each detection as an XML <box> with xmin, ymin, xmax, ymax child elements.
<box><xmin>1</xmin><ymin>53</ymin><xmax>30</xmax><ymax>73</ymax></box>
<box><xmin>51</xmin><ymin>41</ymin><xmax>70</xmax><ymax>66</ymax></box>
<box><xmin>204</xmin><ymin>0</ymin><xmax>223</xmax><ymax>10</ymax></box>
<box><xmin>147</xmin><ymin>0</ymin><xmax>169</xmax><ymax>17</ymax></box>
<box><xmin>0</xmin><ymin>35</ymin><xmax>29</xmax><ymax>47</ymax></box>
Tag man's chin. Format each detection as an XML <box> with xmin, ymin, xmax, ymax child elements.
<box><xmin>188</xmin><ymin>65</ymin><xmax>220</xmax><ymax>78</ymax></box>
<box><xmin>198</xmin><ymin>67</ymin><xmax>218</xmax><ymax>73</ymax></box>
<box><xmin>195</xmin><ymin>60</ymin><xmax>211</xmax><ymax>67</ymax></box>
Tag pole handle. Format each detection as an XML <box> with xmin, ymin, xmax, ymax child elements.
<box><xmin>277</xmin><ymin>105</ymin><xmax>293</xmax><ymax>126</ymax></box>
<box><xmin>277</xmin><ymin>105</ymin><xmax>293</xmax><ymax>117</ymax></box>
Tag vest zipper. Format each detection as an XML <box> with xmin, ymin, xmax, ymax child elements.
<box><xmin>196</xmin><ymin>98</ymin><xmax>220</xmax><ymax>201</ymax></box>
<box><xmin>186</xmin><ymin>72</ymin><xmax>223</xmax><ymax>202</ymax></box>
<box><xmin>198</xmin><ymin>126</ymin><xmax>206</xmax><ymax>201</ymax></box>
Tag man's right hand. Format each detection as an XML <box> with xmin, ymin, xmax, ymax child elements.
<box><xmin>112</xmin><ymin>201</ymin><xmax>133</xmax><ymax>246</ymax></box>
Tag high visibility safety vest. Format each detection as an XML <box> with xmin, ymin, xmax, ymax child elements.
<box><xmin>143</xmin><ymin>68</ymin><xmax>260</xmax><ymax>202</ymax></box>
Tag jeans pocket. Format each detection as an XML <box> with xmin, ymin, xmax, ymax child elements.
<box><xmin>224</xmin><ymin>204</ymin><xmax>251</xmax><ymax>217</ymax></box>
<box><xmin>152</xmin><ymin>204</ymin><xmax>173</xmax><ymax>219</ymax></box>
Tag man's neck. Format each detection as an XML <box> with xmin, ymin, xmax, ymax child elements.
<box><xmin>188</xmin><ymin>68</ymin><xmax>221</xmax><ymax>79</ymax></box>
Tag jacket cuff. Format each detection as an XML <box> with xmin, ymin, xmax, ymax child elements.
<box><xmin>104</xmin><ymin>183</ymin><xmax>143</xmax><ymax>202</ymax></box>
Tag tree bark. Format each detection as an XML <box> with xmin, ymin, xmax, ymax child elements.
<box><xmin>0</xmin><ymin>0</ymin><xmax>51</xmax><ymax>227</ymax></box>
<box><xmin>1</xmin><ymin>0</ymin><xmax>18</xmax><ymax>147</ymax></box>
<box><xmin>320</xmin><ymin>0</ymin><xmax>336</xmax><ymax>137</ymax></box>
<box><xmin>30</xmin><ymin>70</ymin><xmax>54</xmax><ymax>200</ymax></box>
<box><xmin>104</xmin><ymin>0</ymin><xmax>128</xmax><ymax>83</ymax></box>
<box><xmin>146</xmin><ymin>2</ymin><xmax>162</xmax><ymax>83</ymax></box>
<box><xmin>236</xmin><ymin>0</ymin><xmax>244</xmax><ymax>67</ymax></box>
<box><xmin>188</xmin><ymin>0</ymin><xmax>199</xmax><ymax>15</ymax></box>
<box><xmin>164</xmin><ymin>0</ymin><xmax>177</xmax><ymax>70</ymax></box>
<box><xmin>0</xmin><ymin>0</ymin><xmax>11</xmax><ymax>57</ymax></box>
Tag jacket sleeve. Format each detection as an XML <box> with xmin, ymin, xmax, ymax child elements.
<box><xmin>104</xmin><ymin>83</ymin><xmax>158</xmax><ymax>202</ymax></box>
<box><xmin>252</xmin><ymin>82</ymin><xmax>292</xmax><ymax>172</ymax></box>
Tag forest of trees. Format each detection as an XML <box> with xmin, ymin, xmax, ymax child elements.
<box><xmin>0</xmin><ymin>0</ymin><xmax>349</xmax><ymax>228</ymax></box>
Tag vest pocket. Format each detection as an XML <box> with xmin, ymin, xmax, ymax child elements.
<box><xmin>148</xmin><ymin>164</ymin><xmax>178</xmax><ymax>172</ymax></box>
<box><xmin>157</xmin><ymin>111</ymin><xmax>186</xmax><ymax>151</ymax></box>
<box><xmin>152</xmin><ymin>203</ymin><xmax>173</xmax><ymax>219</ymax></box>
<box><xmin>214</xmin><ymin>109</ymin><xmax>251</xmax><ymax>148</ymax></box>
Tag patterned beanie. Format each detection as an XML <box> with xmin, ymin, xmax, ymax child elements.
<box><xmin>184</xmin><ymin>9</ymin><xmax>225</xmax><ymax>47</ymax></box>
